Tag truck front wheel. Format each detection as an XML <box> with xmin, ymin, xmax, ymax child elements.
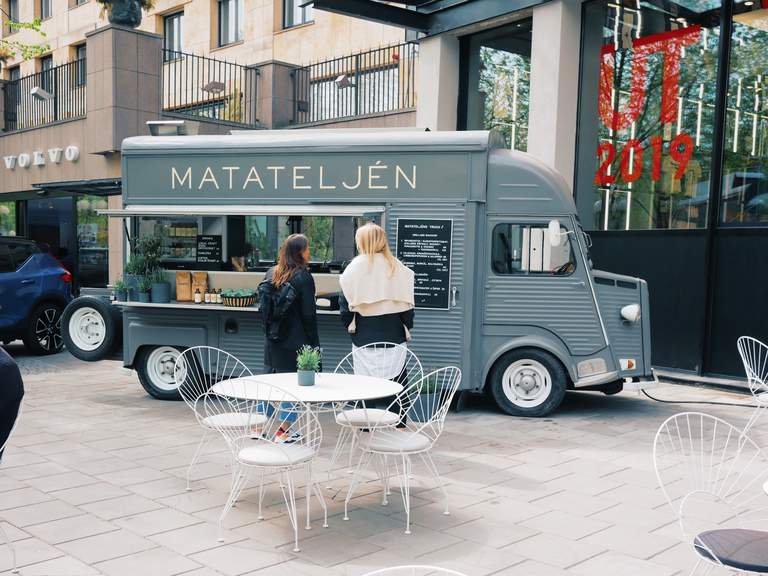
<box><xmin>489</xmin><ymin>348</ymin><xmax>567</xmax><ymax>417</ymax></box>
<box><xmin>136</xmin><ymin>345</ymin><xmax>184</xmax><ymax>400</ymax></box>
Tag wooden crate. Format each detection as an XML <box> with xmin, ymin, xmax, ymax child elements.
<box><xmin>175</xmin><ymin>271</ymin><xmax>192</xmax><ymax>302</ymax></box>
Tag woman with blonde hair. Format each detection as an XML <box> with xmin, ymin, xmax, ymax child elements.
<box><xmin>339</xmin><ymin>223</ymin><xmax>415</xmax><ymax>423</ymax></box>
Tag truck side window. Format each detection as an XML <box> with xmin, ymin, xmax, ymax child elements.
<box><xmin>491</xmin><ymin>224</ymin><xmax>575</xmax><ymax>276</ymax></box>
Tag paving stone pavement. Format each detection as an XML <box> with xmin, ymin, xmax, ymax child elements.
<box><xmin>2</xmin><ymin>345</ymin><xmax>764</xmax><ymax>576</ymax></box>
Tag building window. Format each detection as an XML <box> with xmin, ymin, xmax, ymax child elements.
<box><xmin>75</xmin><ymin>0</ymin><xmax>87</xmax><ymax>5</ymax></box>
<box><xmin>39</xmin><ymin>55</ymin><xmax>54</xmax><ymax>92</ymax></box>
<box><xmin>7</xmin><ymin>0</ymin><xmax>19</xmax><ymax>32</ymax></box>
<box><xmin>574</xmin><ymin>0</ymin><xmax>722</xmax><ymax>231</ymax></box>
<box><xmin>217</xmin><ymin>0</ymin><xmax>243</xmax><ymax>47</ymax></box>
<box><xmin>40</xmin><ymin>0</ymin><xmax>52</xmax><ymax>20</ymax></box>
<box><xmin>75</xmin><ymin>44</ymin><xmax>86</xmax><ymax>86</ymax></box>
<box><xmin>720</xmin><ymin>3</ymin><xmax>768</xmax><ymax>226</ymax></box>
<box><xmin>460</xmin><ymin>20</ymin><xmax>532</xmax><ymax>152</ymax></box>
<box><xmin>283</xmin><ymin>0</ymin><xmax>313</xmax><ymax>29</ymax></box>
<box><xmin>7</xmin><ymin>65</ymin><xmax>20</xmax><ymax>82</ymax></box>
<box><xmin>491</xmin><ymin>223</ymin><xmax>574</xmax><ymax>275</ymax></box>
<box><xmin>0</xmin><ymin>202</ymin><xmax>17</xmax><ymax>236</ymax></box>
<box><xmin>163</xmin><ymin>11</ymin><xmax>183</xmax><ymax>59</ymax></box>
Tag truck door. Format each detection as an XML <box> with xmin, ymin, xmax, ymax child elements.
<box><xmin>484</xmin><ymin>217</ymin><xmax>606</xmax><ymax>357</ymax></box>
<box><xmin>386</xmin><ymin>202</ymin><xmax>469</xmax><ymax>372</ymax></box>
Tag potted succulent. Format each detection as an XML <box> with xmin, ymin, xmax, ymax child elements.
<box><xmin>137</xmin><ymin>275</ymin><xmax>152</xmax><ymax>303</ymax></box>
<box><xmin>113</xmin><ymin>278</ymin><xmax>127</xmax><ymax>302</ymax></box>
<box><xmin>296</xmin><ymin>345</ymin><xmax>321</xmax><ymax>386</ymax></box>
<box><xmin>407</xmin><ymin>371</ymin><xmax>442</xmax><ymax>423</ymax></box>
<box><xmin>150</xmin><ymin>269</ymin><xmax>171</xmax><ymax>304</ymax></box>
<box><xmin>96</xmin><ymin>0</ymin><xmax>155</xmax><ymax>28</ymax></box>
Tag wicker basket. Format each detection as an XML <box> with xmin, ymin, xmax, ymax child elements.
<box><xmin>222</xmin><ymin>295</ymin><xmax>257</xmax><ymax>308</ymax></box>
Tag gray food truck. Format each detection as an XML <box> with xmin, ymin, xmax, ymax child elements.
<box><xmin>62</xmin><ymin>129</ymin><xmax>656</xmax><ymax>417</ymax></box>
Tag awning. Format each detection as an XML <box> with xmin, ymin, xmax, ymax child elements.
<box><xmin>98</xmin><ymin>204</ymin><xmax>385</xmax><ymax>217</ymax></box>
<box><xmin>33</xmin><ymin>178</ymin><xmax>122</xmax><ymax>196</ymax></box>
<box><xmin>311</xmin><ymin>0</ymin><xmax>551</xmax><ymax>36</ymax></box>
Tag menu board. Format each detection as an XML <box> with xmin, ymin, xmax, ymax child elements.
<box><xmin>196</xmin><ymin>235</ymin><xmax>222</xmax><ymax>264</ymax></box>
<box><xmin>396</xmin><ymin>219</ymin><xmax>453</xmax><ymax>310</ymax></box>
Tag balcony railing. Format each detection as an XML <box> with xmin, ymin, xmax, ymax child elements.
<box><xmin>162</xmin><ymin>49</ymin><xmax>259</xmax><ymax>128</ymax></box>
<box><xmin>292</xmin><ymin>42</ymin><xmax>418</xmax><ymax>125</ymax></box>
<box><xmin>2</xmin><ymin>58</ymin><xmax>87</xmax><ymax>133</ymax></box>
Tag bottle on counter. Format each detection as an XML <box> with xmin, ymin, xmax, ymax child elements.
<box><xmin>204</xmin><ymin>290</ymin><xmax>211</xmax><ymax>304</ymax></box>
<box><xmin>194</xmin><ymin>288</ymin><xmax>202</xmax><ymax>304</ymax></box>
<box><xmin>216</xmin><ymin>289</ymin><xmax>223</xmax><ymax>304</ymax></box>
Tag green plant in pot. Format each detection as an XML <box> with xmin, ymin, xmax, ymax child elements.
<box><xmin>296</xmin><ymin>345</ymin><xmax>321</xmax><ymax>386</ymax></box>
<box><xmin>113</xmin><ymin>277</ymin><xmax>127</xmax><ymax>302</ymax></box>
<box><xmin>407</xmin><ymin>371</ymin><xmax>442</xmax><ymax>423</ymax></box>
<box><xmin>150</xmin><ymin>269</ymin><xmax>171</xmax><ymax>304</ymax></box>
<box><xmin>124</xmin><ymin>256</ymin><xmax>144</xmax><ymax>300</ymax></box>
<box><xmin>96</xmin><ymin>0</ymin><xmax>155</xmax><ymax>28</ymax></box>
<box><xmin>137</xmin><ymin>275</ymin><xmax>152</xmax><ymax>303</ymax></box>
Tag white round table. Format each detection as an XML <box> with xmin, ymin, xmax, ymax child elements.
<box><xmin>211</xmin><ymin>372</ymin><xmax>403</xmax><ymax>404</ymax></box>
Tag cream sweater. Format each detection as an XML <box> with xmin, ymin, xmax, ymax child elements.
<box><xmin>339</xmin><ymin>253</ymin><xmax>415</xmax><ymax>317</ymax></box>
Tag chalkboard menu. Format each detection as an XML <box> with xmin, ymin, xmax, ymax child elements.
<box><xmin>396</xmin><ymin>219</ymin><xmax>453</xmax><ymax>310</ymax></box>
<box><xmin>196</xmin><ymin>235</ymin><xmax>222</xmax><ymax>265</ymax></box>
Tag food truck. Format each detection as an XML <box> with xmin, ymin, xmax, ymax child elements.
<box><xmin>62</xmin><ymin>129</ymin><xmax>656</xmax><ymax>417</ymax></box>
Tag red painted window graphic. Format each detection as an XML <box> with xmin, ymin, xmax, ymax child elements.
<box><xmin>596</xmin><ymin>25</ymin><xmax>701</xmax><ymax>186</ymax></box>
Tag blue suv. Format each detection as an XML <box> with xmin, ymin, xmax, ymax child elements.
<box><xmin>0</xmin><ymin>237</ymin><xmax>73</xmax><ymax>354</ymax></box>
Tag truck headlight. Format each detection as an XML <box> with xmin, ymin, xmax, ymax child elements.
<box><xmin>621</xmin><ymin>304</ymin><xmax>641</xmax><ymax>323</ymax></box>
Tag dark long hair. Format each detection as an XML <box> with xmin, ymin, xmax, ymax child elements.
<box><xmin>273</xmin><ymin>234</ymin><xmax>309</xmax><ymax>287</ymax></box>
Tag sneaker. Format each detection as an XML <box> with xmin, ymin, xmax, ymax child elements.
<box><xmin>275</xmin><ymin>429</ymin><xmax>302</xmax><ymax>444</ymax></box>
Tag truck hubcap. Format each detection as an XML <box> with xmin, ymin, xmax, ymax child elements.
<box><xmin>502</xmin><ymin>359</ymin><xmax>552</xmax><ymax>408</ymax></box>
<box><xmin>69</xmin><ymin>307</ymin><xmax>106</xmax><ymax>351</ymax></box>
<box><xmin>147</xmin><ymin>347</ymin><xmax>181</xmax><ymax>391</ymax></box>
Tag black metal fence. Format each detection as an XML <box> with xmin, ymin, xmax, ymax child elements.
<box><xmin>162</xmin><ymin>49</ymin><xmax>259</xmax><ymax>128</ymax></box>
<box><xmin>293</xmin><ymin>42</ymin><xmax>418</xmax><ymax>125</ymax></box>
<box><xmin>2</xmin><ymin>58</ymin><xmax>87</xmax><ymax>133</ymax></box>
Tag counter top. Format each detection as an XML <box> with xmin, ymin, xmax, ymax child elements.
<box><xmin>112</xmin><ymin>300</ymin><xmax>341</xmax><ymax>315</ymax></box>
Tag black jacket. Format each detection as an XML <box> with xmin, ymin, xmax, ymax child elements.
<box><xmin>263</xmin><ymin>267</ymin><xmax>319</xmax><ymax>372</ymax></box>
<box><xmin>0</xmin><ymin>347</ymin><xmax>24</xmax><ymax>459</ymax></box>
<box><xmin>339</xmin><ymin>291</ymin><xmax>415</xmax><ymax>347</ymax></box>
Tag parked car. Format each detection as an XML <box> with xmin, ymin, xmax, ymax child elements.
<box><xmin>0</xmin><ymin>237</ymin><xmax>73</xmax><ymax>354</ymax></box>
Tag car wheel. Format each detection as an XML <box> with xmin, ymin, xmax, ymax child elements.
<box><xmin>62</xmin><ymin>296</ymin><xmax>120</xmax><ymax>362</ymax></box>
<box><xmin>136</xmin><ymin>345</ymin><xmax>184</xmax><ymax>400</ymax></box>
<box><xmin>22</xmin><ymin>302</ymin><xmax>64</xmax><ymax>355</ymax></box>
<box><xmin>489</xmin><ymin>348</ymin><xmax>567</xmax><ymax>417</ymax></box>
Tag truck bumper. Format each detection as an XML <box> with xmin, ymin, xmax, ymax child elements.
<box><xmin>623</xmin><ymin>369</ymin><xmax>660</xmax><ymax>391</ymax></box>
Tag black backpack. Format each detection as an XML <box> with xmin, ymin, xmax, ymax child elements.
<box><xmin>258</xmin><ymin>276</ymin><xmax>298</xmax><ymax>342</ymax></box>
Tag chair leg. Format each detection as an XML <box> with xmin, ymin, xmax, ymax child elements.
<box><xmin>310</xmin><ymin>469</ymin><xmax>329</xmax><ymax>529</ymax></box>
<box><xmin>305</xmin><ymin>463</ymin><xmax>312</xmax><ymax>530</ymax></box>
<box><xmin>218</xmin><ymin>464</ymin><xmax>248</xmax><ymax>542</ymax></box>
<box><xmin>393</xmin><ymin>454</ymin><xmax>412</xmax><ymax>534</ymax></box>
<box><xmin>420</xmin><ymin>451</ymin><xmax>450</xmax><ymax>516</ymax></box>
<box><xmin>347</xmin><ymin>429</ymin><xmax>359</xmax><ymax>472</ymax></box>
<box><xmin>327</xmin><ymin>426</ymin><xmax>350</xmax><ymax>486</ymax></box>
<box><xmin>187</xmin><ymin>428</ymin><xmax>211</xmax><ymax>491</ymax></box>
<box><xmin>743</xmin><ymin>406</ymin><xmax>764</xmax><ymax>438</ymax></box>
<box><xmin>257</xmin><ymin>470</ymin><xmax>265</xmax><ymax>520</ymax></box>
<box><xmin>0</xmin><ymin>522</ymin><xmax>17</xmax><ymax>574</ymax></box>
<box><xmin>278</xmin><ymin>470</ymin><xmax>300</xmax><ymax>552</ymax></box>
<box><xmin>343</xmin><ymin>451</ymin><xmax>371</xmax><ymax>521</ymax></box>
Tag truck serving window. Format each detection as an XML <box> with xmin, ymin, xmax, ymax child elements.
<box><xmin>491</xmin><ymin>223</ymin><xmax>574</xmax><ymax>276</ymax></box>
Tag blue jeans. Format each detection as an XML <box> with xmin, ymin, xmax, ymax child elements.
<box><xmin>258</xmin><ymin>402</ymin><xmax>297</xmax><ymax>425</ymax></box>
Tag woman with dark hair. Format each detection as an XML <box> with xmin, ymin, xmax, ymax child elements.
<box><xmin>260</xmin><ymin>234</ymin><xmax>319</xmax><ymax>442</ymax></box>
<box><xmin>263</xmin><ymin>234</ymin><xmax>319</xmax><ymax>371</ymax></box>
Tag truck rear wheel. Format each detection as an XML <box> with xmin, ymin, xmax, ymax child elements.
<box><xmin>489</xmin><ymin>348</ymin><xmax>567</xmax><ymax>417</ymax></box>
<box><xmin>136</xmin><ymin>345</ymin><xmax>184</xmax><ymax>400</ymax></box>
<box><xmin>62</xmin><ymin>297</ymin><xmax>120</xmax><ymax>361</ymax></box>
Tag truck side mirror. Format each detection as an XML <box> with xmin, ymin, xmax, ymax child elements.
<box><xmin>548</xmin><ymin>220</ymin><xmax>563</xmax><ymax>247</ymax></box>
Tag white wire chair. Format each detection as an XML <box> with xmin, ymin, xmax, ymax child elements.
<box><xmin>737</xmin><ymin>336</ymin><xmax>768</xmax><ymax>437</ymax></box>
<box><xmin>361</xmin><ymin>567</ymin><xmax>468</xmax><ymax>576</ymax></box>
<box><xmin>202</xmin><ymin>384</ymin><xmax>327</xmax><ymax>553</ymax></box>
<box><xmin>654</xmin><ymin>412</ymin><xmax>768</xmax><ymax>575</ymax></box>
<box><xmin>344</xmin><ymin>367</ymin><xmax>462</xmax><ymax>535</ymax></box>
<box><xmin>0</xmin><ymin>399</ymin><xmax>22</xmax><ymax>574</ymax></box>
<box><xmin>331</xmin><ymin>343</ymin><xmax>423</xmax><ymax>472</ymax></box>
<box><xmin>174</xmin><ymin>346</ymin><xmax>266</xmax><ymax>491</ymax></box>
